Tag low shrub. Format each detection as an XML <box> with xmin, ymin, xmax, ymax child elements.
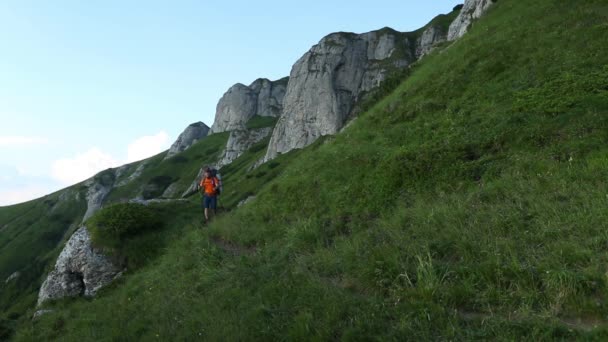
<box><xmin>88</xmin><ymin>203</ymin><xmax>161</xmax><ymax>249</ymax></box>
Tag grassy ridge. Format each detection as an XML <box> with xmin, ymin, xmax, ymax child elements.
<box><xmin>0</xmin><ymin>188</ymin><xmax>86</xmax><ymax>339</ymax></box>
<box><xmin>13</xmin><ymin>0</ymin><xmax>608</xmax><ymax>339</ymax></box>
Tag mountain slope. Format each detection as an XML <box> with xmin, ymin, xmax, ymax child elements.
<box><xmin>14</xmin><ymin>0</ymin><xmax>608</xmax><ymax>340</ymax></box>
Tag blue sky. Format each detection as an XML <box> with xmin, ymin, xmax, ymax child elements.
<box><xmin>0</xmin><ymin>1</ymin><xmax>458</xmax><ymax>206</ymax></box>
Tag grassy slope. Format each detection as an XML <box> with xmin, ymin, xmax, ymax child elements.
<box><xmin>0</xmin><ymin>188</ymin><xmax>87</xmax><ymax>336</ymax></box>
<box><xmin>0</xmin><ymin>132</ymin><xmax>233</xmax><ymax>338</ymax></box>
<box><xmin>14</xmin><ymin>0</ymin><xmax>608</xmax><ymax>339</ymax></box>
<box><xmin>105</xmin><ymin>132</ymin><xmax>230</xmax><ymax>202</ymax></box>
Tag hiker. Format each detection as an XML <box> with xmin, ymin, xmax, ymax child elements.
<box><xmin>199</xmin><ymin>167</ymin><xmax>221</xmax><ymax>224</ymax></box>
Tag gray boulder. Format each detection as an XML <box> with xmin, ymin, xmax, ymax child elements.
<box><xmin>210</xmin><ymin>78</ymin><xmax>288</xmax><ymax>133</ymax></box>
<box><xmin>264</xmin><ymin>29</ymin><xmax>416</xmax><ymax>162</ymax></box>
<box><xmin>217</xmin><ymin>127</ymin><xmax>273</xmax><ymax>168</ymax></box>
<box><xmin>448</xmin><ymin>0</ymin><xmax>495</xmax><ymax>41</ymax></box>
<box><xmin>37</xmin><ymin>227</ymin><xmax>123</xmax><ymax>306</ymax></box>
<box><xmin>165</xmin><ymin>122</ymin><xmax>210</xmax><ymax>160</ymax></box>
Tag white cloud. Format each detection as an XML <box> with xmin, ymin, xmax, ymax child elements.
<box><xmin>0</xmin><ymin>136</ymin><xmax>48</xmax><ymax>147</ymax></box>
<box><xmin>126</xmin><ymin>131</ymin><xmax>170</xmax><ymax>163</ymax></box>
<box><xmin>0</xmin><ymin>185</ymin><xmax>55</xmax><ymax>207</ymax></box>
<box><xmin>48</xmin><ymin>131</ymin><xmax>171</xmax><ymax>187</ymax></box>
<box><xmin>51</xmin><ymin>147</ymin><xmax>120</xmax><ymax>185</ymax></box>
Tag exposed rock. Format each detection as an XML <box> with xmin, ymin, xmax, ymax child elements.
<box><xmin>32</xmin><ymin>309</ymin><xmax>54</xmax><ymax>320</ymax></box>
<box><xmin>416</xmin><ymin>25</ymin><xmax>447</xmax><ymax>58</ymax></box>
<box><xmin>217</xmin><ymin>127</ymin><xmax>273</xmax><ymax>168</ymax></box>
<box><xmin>250</xmin><ymin>78</ymin><xmax>288</xmax><ymax>118</ymax></box>
<box><xmin>116</xmin><ymin>161</ymin><xmax>147</xmax><ymax>187</ymax></box>
<box><xmin>83</xmin><ymin>175</ymin><xmax>114</xmax><ymax>222</ymax></box>
<box><xmin>5</xmin><ymin>271</ymin><xmax>20</xmax><ymax>284</ymax></box>
<box><xmin>448</xmin><ymin>0</ymin><xmax>495</xmax><ymax>41</ymax></box>
<box><xmin>37</xmin><ymin>227</ymin><xmax>123</xmax><ymax>306</ymax></box>
<box><xmin>264</xmin><ymin>29</ymin><xmax>417</xmax><ymax>162</ymax></box>
<box><xmin>182</xmin><ymin>168</ymin><xmax>205</xmax><ymax>198</ymax></box>
<box><xmin>161</xmin><ymin>182</ymin><xmax>181</xmax><ymax>198</ymax></box>
<box><xmin>165</xmin><ymin>122</ymin><xmax>210</xmax><ymax>160</ymax></box>
<box><xmin>249</xmin><ymin>157</ymin><xmax>266</xmax><ymax>171</ymax></box>
<box><xmin>237</xmin><ymin>196</ymin><xmax>256</xmax><ymax>207</ymax></box>
<box><xmin>210</xmin><ymin>78</ymin><xmax>288</xmax><ymax>133</ymax></box>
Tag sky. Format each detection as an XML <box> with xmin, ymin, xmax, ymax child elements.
<box><xmin>0</xmin><ymin>1</ymin><xmax>458</xmax><ymax>206</ymax></box>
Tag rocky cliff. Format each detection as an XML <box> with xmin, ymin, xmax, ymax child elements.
<box><xmin>217</xmin><ymin>127</ymin><xmax>273</xmax><ymax>168</ymax></box>
<box><xmin>37</xmin><ymin>170</ymin><xmax>124</xmax><ymax>305</ymax></box>
<box><xmin>263</xmin><ymin>27</ymin><xmax>428</xmax><ymax>162</ymax></box>
<box><xmin>448</xmin><ymin>0</ymin><xmax>495</xmax><ymax>41</ymax></box>
<box><xmin>210</xmin><ymin>78</ymin><xmax>288</xmax><ymax>133</ymax></box>
<box><xmin>165</xmin><ymin>122</ymin><xmax>210</xmax><ymax>160</ymax></box>
<box><xmin>261</xmin><ymin>2</ymin><xmax>492</xmax><ymax>162</ymax></box>
<box><xmin>37</xmin><ymin>227</ymin><xmax>122</xmax><ymax>305</ymax></box>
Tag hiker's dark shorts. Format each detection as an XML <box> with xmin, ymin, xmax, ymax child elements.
<box><xmin>203</xmin><ymin>195</ymin><xmax>217</xmax><ymax>209</ymax></box>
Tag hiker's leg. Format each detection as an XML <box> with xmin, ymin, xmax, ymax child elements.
<box><xmin>203</xmin><ymin>195</ymin><xmax>211</xmax><ymax>222</ymax></box>
<box><xmin>210</xmin><ymin>196</ymin><xmax>217</xmax><ymax>220</ymax></box>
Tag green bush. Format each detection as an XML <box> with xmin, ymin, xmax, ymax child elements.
<box><xmin>88</xmin><ymin>203</ymin><xmax>161</xmax><ymax>249</ymax></box>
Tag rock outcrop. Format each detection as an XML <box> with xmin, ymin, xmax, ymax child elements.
<box><xmin>210</xmin><ymin>78</ymin><xmax>288</xmax><ymax>133</ymax></box>
<box><xmin>448</xmin><ymin>0</ymin><xmax>495</xmax><ymax>41</ymax></box>
<box><xmin>116</xmin><ymin>161</ymin><xmax>147</xmax><ymax>187</ymax></box>
<box><xmin>263</xmin><ymin>28</ymin><xmax>417</xmax><ymax>162</ymax></box>
<box><xmin>37</xmin><ymin>227</ymin><xmax>123</xmax><ymax>306</ymax></box>
<box><xmin>39</xmin><ymin>167</ymin><xmax>124</xmax><ymax>305</ymax></box>
<box><xmin>83</xmin><ymin>172</ymin><xmax>116</xmax><ymax>221</ymax></box>
<box><xmin>32</xmin><ymin>309</ymin><xmax>54</xmax><ymax>320</ymax></box>
<box><xmin>182</xmin><ymin>168</ymin><xmax>205</xmax><ymax>198</ymax></box>
<box><xmin>165</xmin><ymin>122</ymin><xmax>210</xmax><ymax>160</ymax></box>
<box><xmin>5</xmin><ymin>271</ymin><xmax>20</xmax><ymax>284</ymax></box>
<box><xmin>217</xmin><ymin>127</ymin><xmax>273</xmax><ymax>167</ymax></box>
<box><xmin>416</xmin><ymin>25</ymin><xmax>447</xmax><ymax>58</ymax></box>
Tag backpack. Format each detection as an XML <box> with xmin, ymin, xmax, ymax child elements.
<box><xmin>210</xmin><ymin>169</ymin><xmax>223</xmax><ymax>195</ymax></box>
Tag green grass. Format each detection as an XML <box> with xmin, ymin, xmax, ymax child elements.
<box><xmin>245</xmin><ymin>115</ymin><xmax>279</xmax><ymax>130</ymax></box>
<box><xmin>106</xmin><ymin>132</ymin><xmax>229</xmax><ymax>201</ymax></box>
<box><xmin>0</xmin><ymin>187</ymin><xmax>87</xmax><ymax>336</ymax></box>
<box><xmin>11</xmin><ymin>0</ymin><xmax>608</xmax><ymax>340</ymax></box>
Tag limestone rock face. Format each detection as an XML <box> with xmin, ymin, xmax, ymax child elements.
<box><xmin>217</xmin><ymin>128</ymin><xmax>273</xmax><ymax>168</ymax></box>
<box><xmin>210</xmin><ymin>78</ymin><xmax>288</xmax><ymax>133</ymax></box>
<box><xmin>165</xmin><ymin>122</ymin><xmax>210</xmax><ymax>160</ymax></box>
<box><xmin>264</xmin><ymin>29</ymin><xmax>416</xmax><ymax>162</ymax></box>
<box><xmin>448</xmin><ymin>0</ymin><xmax>495</xmax><ymax>41</ymax></box>
<box><xmin>37</xmin><ymin>227</ymin><xmax>122</xmax><ymax>306</ymax></box>
<box><xmin>250</xmin><ymin>78</ymin><xmax>287</xmax><ymax>118</ymax></box>
<box><xmin>83</xmin><ymin>174</ymin><xmax>115</xmax><ymax>221</ymax></box>
<box><xmin>116</xmin><ymin>160</ymin><xmax>148</xmax><ymax>188</ymax></box>
<box><xmin>416</xmin><ymin>25</ymin><xmax>447</xmax><ymax>58</ymax></box>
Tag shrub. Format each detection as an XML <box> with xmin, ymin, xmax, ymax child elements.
<box><xmin>88</xmin><ymin>203</ymin><xmax>161</xmax><ymax>249</ymax></box>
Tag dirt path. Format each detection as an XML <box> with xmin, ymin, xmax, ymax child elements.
<box><xmin>210</xmin><ymin>236</ymin><xmax>257</xmax><ymax>256</ymax></box>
